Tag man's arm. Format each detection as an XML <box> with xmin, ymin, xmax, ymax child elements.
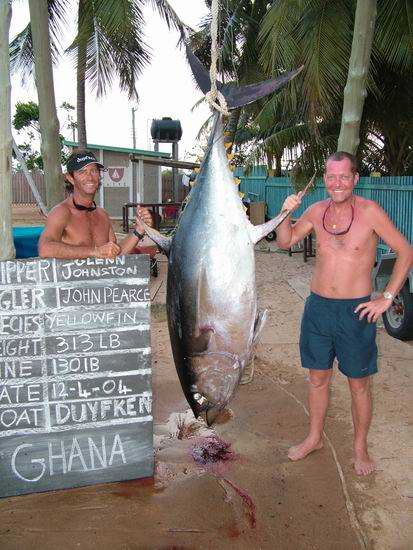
<box><xmin>355</xmin><ymin>203</ymin><xmax>413</xmax><ymax>322</ymax></box>
<box><xmin>38</xmin><ymin>206</ymin><xmax>120</xmax><ymax>259</ymax></box>
<box><xmin>119</xmin><ymin>206</ymin><xmax>154</xmax><ymax>255</ymax></box>
<box><xmin>276</xmin><ymin>194</ymin><xmax>314</xmax><ymax>249</ymax></box>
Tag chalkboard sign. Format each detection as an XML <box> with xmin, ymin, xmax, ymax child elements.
<box><xmin>0</xmin><ymin>255</ymin><xmax>153</xmax><ymax>498</ymax></box>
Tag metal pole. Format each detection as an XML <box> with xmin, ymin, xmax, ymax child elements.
<box><xmin>172</xmin><ymin>142</ymin><xmax>179</xmax><ymax>201</ymax></box>
<box><xmin>131</xmin><ymin>107</ymin><xmax>137</xmax><ymax>202</ymax></box>
<box><xmin>131</xmin><ymin>107</ymin><xmax>137</xmax><ymax>149</ymax></box>
<box><xmin>152</xmin><ymin>141</ymin><xmax>162</xmax><ymax>204</ymax></box>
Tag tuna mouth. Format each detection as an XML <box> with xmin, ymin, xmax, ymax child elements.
<box><xmin>188</xmin><ymin>350</ymin><xmax>242</xmax><ymax>420</ymax></box>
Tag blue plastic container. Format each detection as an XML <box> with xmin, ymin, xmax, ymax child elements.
<box><xmin>12</xmin><ymin>226</ymin><xmax>44</xmax><ymax>259</ymax></box>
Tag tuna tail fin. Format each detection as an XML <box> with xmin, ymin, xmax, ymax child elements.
<box><xmin>185</xmin><ymin>44</ymin><xmax>303</xmax><ymax>110</ymax></box>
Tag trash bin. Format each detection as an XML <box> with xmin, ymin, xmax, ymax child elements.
<box><xmin>248</xmin><ymin>201</ymin><xmax>266</xmax><ymax>225</ymax></box>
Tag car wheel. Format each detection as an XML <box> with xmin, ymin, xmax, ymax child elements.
<box><xmin>382</xmin><ymin>284</ymin><xmax>413</xmax><ymax>340</ymax></box>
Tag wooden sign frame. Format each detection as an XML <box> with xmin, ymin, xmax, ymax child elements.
<box><xmin>0</xmin><ymin>255</ymin><xmax>153</xmax><ymax>498</ymax></box>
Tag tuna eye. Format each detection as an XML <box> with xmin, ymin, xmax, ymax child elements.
<box><xmin>193</xmin><ymin>393</ymin><xmax>207</xmax><ymax>405</ymax></box>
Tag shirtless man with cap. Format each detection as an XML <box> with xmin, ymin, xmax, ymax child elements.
<box><xmin>276</xmin><ymin>151</ymin><xmax>413</xmax><ymax>475</ymax></box>
<box><xmin>39</xmin><ymin>150</ymin><xmax>153</xmax><ymax>259</ymax></box>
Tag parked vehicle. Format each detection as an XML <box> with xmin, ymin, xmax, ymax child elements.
<box><xmin>373</xmin><ymin>251</ymin><xmax>413</xmax><ymax>340</ymax></box>
<box><xmin>264</xmin><ymin>216</ymin><xmax>276</xmax><ymax>241</ymax></box>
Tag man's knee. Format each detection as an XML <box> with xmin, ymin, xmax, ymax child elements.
<box><xmin>308</xmin><ymin>369</ymin><xmax>332</xmax><ymax>389</ymax></box>
<box><xmin>348</xmin><ymin>376</ymin><xmax>371</xmax><ymax>397</ymax></box>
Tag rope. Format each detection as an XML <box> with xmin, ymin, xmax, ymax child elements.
<box><xmin>206</xmin><ymin>0</ymin><xmax>229</xmax><ymax>116</ymax></box>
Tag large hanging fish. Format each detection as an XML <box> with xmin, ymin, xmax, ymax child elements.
<box><xmin>144</xmin><ymin>49</ymin><xmax>303</xmax><ymax>424</ymax></box>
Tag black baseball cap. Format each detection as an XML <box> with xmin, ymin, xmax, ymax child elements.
<box><xmin>66</xmin><ymin>150</ymin><xmax>104</xmax><ymax>172</ymax></box>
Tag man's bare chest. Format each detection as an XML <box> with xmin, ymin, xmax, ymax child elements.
<box><xmin>63</xmin><ymin>213</ymin><xmax>110</xmax><ymax>246</ymax></box>
<box><xmin>313</xmin><ymin>217</ymin><xmax>377</xmax><ymax>254</ymax></box>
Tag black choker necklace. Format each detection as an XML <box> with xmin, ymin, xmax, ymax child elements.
<box><xmin>322</xmin><ymin>199</ymin><xmax>355</xmax><ymax>236</ymax></box>
<box><xmin>72</xmin><ymin>198</ymin><xmax>97</xmax><ymax>212</ymax></box>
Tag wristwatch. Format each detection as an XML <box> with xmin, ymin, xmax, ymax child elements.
<box><xmin>132</xmin><ymin>228</ymin><xmax>145</xmax><ymax>240</ymax></box>
<box><xmin>383</xmin><ymin>291</ymin><xmax>394</xmax><ymax>301</ymax></box>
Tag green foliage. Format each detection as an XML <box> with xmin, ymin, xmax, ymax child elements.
<box><xmin>13</xmin><ymin>101</ymin><xmax>39</xmax><ymax>131</ymax></box>
<box><xmin>13</xmin><ymin>142</ymin><xmax>43</xmax><ymax>171</ymax></box>
<box><xmin>192</xmin><ymin>0</ymin><xmax>412</xmax><ymax>175</ymax></box>
<box><xmin>258</xmin><ymin>0</ymin><xmax>413</xmax><ymax>174</ymax></box>
<box><xmin>12</xmin><ymin>101</ymin><xmax>74</xmax><ymax>171</ymax></box>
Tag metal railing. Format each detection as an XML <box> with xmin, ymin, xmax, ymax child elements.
<box><xmin>122</xmin><ymin>202</ymin><xmax>182</xmax><ymax>233</ymax></box>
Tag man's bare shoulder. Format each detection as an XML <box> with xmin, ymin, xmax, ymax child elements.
<box><xmin>46</xmin><ymin>199</ymin><xmax>72</xmax><ymax>221</ymax></box>
<box><xmin>303</xmin><ymin>199</ymin><xmax>329</xmax><ymax>219</ymax></box>
<box><xmin>95</xmin><ymin>206</ymin><xmax>110</xmax><ymax>218</ymax></box>
<box><xmin>355</xmin><ymin>196</ymin><xmax>384</xmax><ymax>216</ymax></box>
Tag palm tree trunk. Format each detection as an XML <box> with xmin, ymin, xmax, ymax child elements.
<box><xmin>224</xmin><ymin>108</ymin><xmax>241</xmax><ymax>154</ymax></box>
<box><xmin>337</xmin><ymin>0</ymin><xmax>377</xmax><ymax>154</ymax></box>
<box><xmin>275</xmin><ymin>154</ymin><xmax>282</xmax><ymax>177</ymax></box>
<box><xmin>0</xmin><ymin>0</ymin><xmax>15</xmax><ymax>260</ymax></box>
<box><xmin>28</xmin><ymin>0</ymin><xmax>64</xmax><ymax>209</ymax></box>
<box><xmin>76</xmin><ymin>0</ymin><xmax>87</xmax><ymax>149</ymax></box>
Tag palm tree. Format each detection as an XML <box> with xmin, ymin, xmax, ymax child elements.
<box><xmin>0</xmin><ymin>0</ymin><xmax>15</xmax><ymax>260</ymax></box>
<box><xmin>28</xmin><ymin>0</ymin><xmax>63</xmax><ymax>207</ymax></box>
<box><xmin>258</xmin><ymin>0</ymin><xmax>413</xmax><ymax>174</ymax></box>
<box><xmin>337</xmin><ymin>0</ymin><xmax>377</xmax><ymax>154</ymax></box>
<box><xmin>11</xmin><ymin>0</ymin><xmax>190</xmax><ymax>148</ymax></box>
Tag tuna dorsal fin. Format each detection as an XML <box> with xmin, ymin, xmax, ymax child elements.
<box><xmin>185</xmin><ymin>44</ymin><xmax>303</xmax><ymax>110</ymax></box>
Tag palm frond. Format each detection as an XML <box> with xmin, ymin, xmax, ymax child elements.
<box><xmin>67</xmin><ymin>0</ymin><xmax>151</xmax><ymax>100</ymax></box>
<box><xmin>9</xmin><ymin>0</ymin><xmax>69</xmax><ymax>80</ymax></box>
<box><xmin>149</xmin><ymin>0</ymin><xmax>193</xmax><ymax>35</ymax></box>
<box><xmin>195</xmin><ymin>112</ymin><xmax>214</xmax><ymax>142</ymax></box>
<box><xmin>374</xmin><ymin>0</ymin><xmax>413</xmax><ymax>72</ymax></box>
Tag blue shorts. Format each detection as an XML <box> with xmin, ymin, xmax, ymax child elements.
<box><xmin>300</xmin><ymin>292</ymin><xmax>378</xmax><ymax>378</ymax></box>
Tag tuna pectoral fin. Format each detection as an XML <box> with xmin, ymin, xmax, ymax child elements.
<box><xmin>247</xmin><ymin>211</ymin><xmax>290</xmax><ymax>244</ymax></box>
<box><xmin>253</xmin><ymin>309</ymin><xmax>267</xmax><ymax>346</ymax></box>
<box><xmin>193</xmin><ymin>266</ymin><xmax>216</xmax><ymax>354</ymax></box>
<box><xmin>143</xmin><ymin>224</ymin><xmax>171</xmax><ymax>256</ymax></box>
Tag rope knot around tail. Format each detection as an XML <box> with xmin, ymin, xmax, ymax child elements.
<box><xmin>205</xmin><ymin>89</ymin><xmax>229</xmax><ymax>116</ymax></box>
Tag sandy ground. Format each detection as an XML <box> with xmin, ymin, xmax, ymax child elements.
<box><xmin>2</xmin><ymin>208</ymin><xmax>412</xmax><ymax>549</ymax></box>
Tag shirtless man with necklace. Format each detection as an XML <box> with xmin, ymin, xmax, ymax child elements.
<box><xmin>39</xmin><ymin>150</ymin><xmax>153</xmax><ymax>260</ymax></box>
<box><xmin>276</xmin><ymin>151</ymin><xmax>413</xmax><ymax>475</ymax></box>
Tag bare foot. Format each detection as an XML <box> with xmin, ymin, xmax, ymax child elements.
<box><xmin>354</xmin><ymin>449</ymin><xmax>376</xmax><ymax>476</ymax></box>
<box><xmin>288</xmin><ymin>437</ymin><xmax>323</xmax><ymax>461</ymax></box>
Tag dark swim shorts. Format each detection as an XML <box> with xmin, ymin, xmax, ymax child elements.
<box><xmin>300</xmin><ymin>292</ymin><xmax>378</xmax><ymax>378</ymax></box>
